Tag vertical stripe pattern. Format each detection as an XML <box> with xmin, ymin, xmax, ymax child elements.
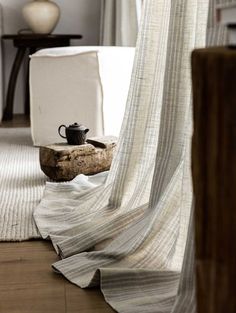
<box><xmin>34</xmin><ymin>0</ymin><xmax>234</xmax><ymax>312</ymax></box>
<box><xmin>100</xmin><ymin>0</ymin><xmax>140</xmax><ymax>46</ymax></box>
<box><xmin>0</xmin><ymin>128</ymin><xmax>45</xmax><ymax>241</ymax></box>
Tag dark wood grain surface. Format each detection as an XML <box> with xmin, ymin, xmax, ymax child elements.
<box><xmin>2</xmin><ymin>34</ymin><xmax>82</xmax><ymax>40</ymax></box>
<box><xmin>192</xmin><ymin>47</ymin><xmax>236</xmax><ymax>313</ymax></box>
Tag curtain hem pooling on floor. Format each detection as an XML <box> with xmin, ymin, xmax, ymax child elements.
<box><xmin>34</xmin><ymin>0</ymin><xmax>233</xmax><ymax>312</ymax></box>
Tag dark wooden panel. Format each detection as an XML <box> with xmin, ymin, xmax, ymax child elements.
<box><xmin>192</xmin><ymin>47</ymin><xmax>236</xmax><ymax>313</ymax></box>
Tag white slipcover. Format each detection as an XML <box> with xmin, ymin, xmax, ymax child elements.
<box><xmin>30</xmin><ymin>46</ymin><xmax>135</xmax><ymax>146</ymax></box>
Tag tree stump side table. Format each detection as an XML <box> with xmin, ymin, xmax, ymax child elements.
<box><xmin>192</xmin><ymin>47</ymin><xmax>236</xmax><ymax>313</ymax></box>
<box><xmin>40</xmin><ymin>136</ymin><xmax>117</xmax><ymax>181</ymax></box>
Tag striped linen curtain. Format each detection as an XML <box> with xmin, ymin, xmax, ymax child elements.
<box><xmin>34</xmin><ymin>0</ymin><xmax>233</xmax><ymax>312</ymax></box>
<box><xmin>207</xmin><ymin>0</ymin><xmax>233</xmax><ymax>45</ymax></box>
<box><xmin>99</xmin><ymin>0</ymin><xmax>142</xmax><ymax>46</ymax></box>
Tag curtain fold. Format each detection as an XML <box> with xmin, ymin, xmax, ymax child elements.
<box><xmin>100</xmin><ymin>0</ymin><xmax>142</xmax><ymax>46</ymax></box>
<box><xmin>34</xmin><ymin>0</ymin><xmax>234</xmax><ymax>312</ymax></box>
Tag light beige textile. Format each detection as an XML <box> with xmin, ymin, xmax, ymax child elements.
<box><xmin>30</xmin><ymin>46</ymin><xmax>135</xmax><ymax>146</ymax></box>
<box><xmin>0</xmin><ymin>127</ymin><xmax>108</xmax><ymax>241</ymax></box>
<box><xmin>33</xmin><ymin>0</ymin><xmax>231</xmax><ymax>312</ymax></box>
<box><xmin>100</xmin><ymin>0</ymin><xmax>142</xmax><ymax>46</ymax></box>
<box><xmin>0</xmin><ymin>128</ymin><xmax>45</xmax><ymax>241</ymax></box>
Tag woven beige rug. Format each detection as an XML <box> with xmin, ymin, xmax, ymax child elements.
<box><xmin>0</xmin><ymin>128</ymin><xmax>46</xmax><ymax>241</ymax></box>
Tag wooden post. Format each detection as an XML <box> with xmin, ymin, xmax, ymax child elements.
<box><xmin>192</xmin><ymin>47</ymin><xmax>236</xmax><ymax>313</ymax></box>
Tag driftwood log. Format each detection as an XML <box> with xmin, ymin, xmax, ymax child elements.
<box><xmin>192</xmin><ymin>47</ymin><xmax>236</xmax><ymax>313</ymax></box>
<box><xmin>40</xmin><ymin>136</ymin><xmax>117</xmax><ymax>181</ymax></box>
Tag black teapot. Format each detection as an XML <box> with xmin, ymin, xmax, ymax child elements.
<box><xmin>58</xmin><ymin>123</ymin><xmax>89</xmax><ymax>145</ymax></box>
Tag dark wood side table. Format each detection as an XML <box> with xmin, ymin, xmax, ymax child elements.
<box><xmin>2</xmin><ymin>34</ymin><xmax>83</xmax><ymax>121</ymax></box>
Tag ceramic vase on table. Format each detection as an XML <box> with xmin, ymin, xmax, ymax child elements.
<box><xmin>22</xmin><ymin>0</ymin><xmax>60</xmax><ymax>34</ymax></box>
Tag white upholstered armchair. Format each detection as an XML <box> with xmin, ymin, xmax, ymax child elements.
<box><xmin>29</xmin><ymin>46</ymin><xmax>135</xmax><ymax>146</ymax></box>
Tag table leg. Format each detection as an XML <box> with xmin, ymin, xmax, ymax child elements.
<box><xmin>3</xmin><ymin>47</ymin><xmax>26</xmax><ymax>121</ymax></box>
<box><xmin>25</xmin><ymin>48</ymin><xmax>36</xmax><ymax>116</ymax></box>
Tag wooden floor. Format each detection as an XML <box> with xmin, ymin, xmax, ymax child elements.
<box><xmin>0</xmin><ymin>115</ymin><xmax>114</xmax><ymax>313</ymax></box>
<box><xmin>0</xmin><ymin>241</ymin><xmax>114</xmax><ymax>313</ymax></box>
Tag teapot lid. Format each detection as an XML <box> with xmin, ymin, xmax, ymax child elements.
<box><xmin>68</xmin><ymin>123</ymin><xmax>87</xmax><ymax>130</ymax></box>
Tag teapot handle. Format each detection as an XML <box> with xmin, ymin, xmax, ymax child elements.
<box><xmin>58</xmin><ymin>125</ymin><xmax>67</xmax><ymax>139</ymax></box>
<box><xmin>85</xmin><ymin>128</ymin><xmax>89</xmax><ymax>134</ymax></box>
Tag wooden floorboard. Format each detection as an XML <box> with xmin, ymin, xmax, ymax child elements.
<box><xmin>0</xmin><ymin>241</ymin><xmax>115</xmax><ymax>313</ymax></box>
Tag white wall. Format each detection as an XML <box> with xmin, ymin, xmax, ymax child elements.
<box><xmin>0</xmin><ymin>0</ymin><xmax>101</xmax><ymax>114</ymax></box>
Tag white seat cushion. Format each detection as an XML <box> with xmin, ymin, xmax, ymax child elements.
<box><xmin>30</xmin><ymin>46</ymin><xmax>135</xmax><ymax>146</ymax></box>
